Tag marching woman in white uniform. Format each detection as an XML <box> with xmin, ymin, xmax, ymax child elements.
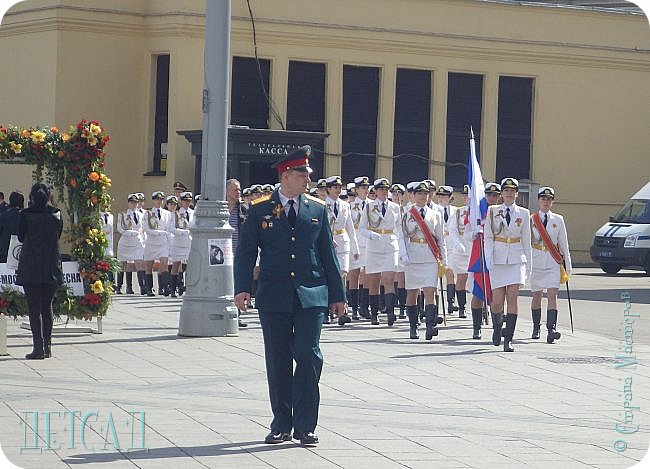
<box><xmin>100</xmin><ymin>204</ymin><xmax>115</xmax><ymax>286</ymax></box>
<box><xmin>175</xmin><ymin>191</ymin><xmax>195</xmax><ymax>296</ymax></box>
<box><xmin>448</xmin><ymin>185</ymin><xmax>471</xmax><ymax>320</ymax></box>
<box><xmin>484</xmin><ymin>178</ymin><xmax>532</xmax><ymax>352</ymax></box>
<box><xmin>399</xmin><ymin>181</ymin><xmax>447</xmax><ymax>340</ymax></box>
<box><xmin>168</xmin><ymin>193</ymin><xmax>193</xmax><ymax>297</ymax></box>
<box><xmin>348</xmin><ymin>176</ymin><xmax>371</xmax><ymax>320</ymax></box>
<box><xmin>143</xmin><ymin>191</ymin><xmax>173</xmax><ymax>297</ymax></box>
<box><xmin>390</xmin><ymin>183</ymin><xmax>408</xmax><ymax>319</ymax></box>
<box><xmin>116</xmin><ymin>194</ymin><xmax>145</xmax><ymax>294</ymax></box>
<box><xmin>325</xmin><ymin>176</ymin><xmax>360</xmax><ymax>325</ymax></box>
<box><xmin>358</xmin><ymin>178</ymin><xmax>401</xmax><ymax>326</ymax></box>
<box><xmin>436</xmin><ymin>185</ymin><xmax>461</xmax><ymax>317</ymax></box>
<box><xmin>529</xmin><ymin>186</ymin><xmax>572</xmax><ymax>343</ymax></box>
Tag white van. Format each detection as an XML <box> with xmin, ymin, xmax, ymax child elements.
<box><xmin>590</xmin><ymin>181</ymin><xmax>650</xmax><ymax>274</ymax></box>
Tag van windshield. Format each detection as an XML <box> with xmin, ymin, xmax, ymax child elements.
<box><xmin>612</xmin><ymin>199</ymin><xmax>650</xmax><ymax>224</ymax></box>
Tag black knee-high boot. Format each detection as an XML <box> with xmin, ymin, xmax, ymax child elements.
<box><xmin>503</xmin><ymin>313</ymin><xmax>518</xmax><ymax>352</ymax></box>
<box><xmin>546</xmin><ymin>309</ymin><xmax>561</xmax><ymax>344</ymax></box>
<box><xmin>531</xmin><ymin>308</ymin><xmax>542</xmax><ymax>339</ymax></box>
<box><xmin>158</xmin><ymin>271</ymin><xmax>168</xmax><ymax>296</ymax></box>
<box><xmin>446</xmin><ymin>283</ymin><xmax>457</xmax><ymax>314</ymax></box>
<box><xmin>406</xmin><ymin>305</ymin><xmax>419</xmax><ymax>339</ymax></box>
<box><xmin>397</xmin><ymin>287</ymin><xmax>407</xmax><ymax>318</ymax></box>
<box><xmin>170</xmin><ymin>274</ymin><xmax>178</xmax><ymax>298</ymax></box>
<box><xmin>369</xmin><ymin>294</ymin><xmax>380</xmax><ymax>325</ymax></box>
<box><xmin>115</xmin><ymin>271</ymin><xmax>124</xmax><ymax>294</ymax></box>
<box><xmin>349</xmin><ymin>289</ymin><xmax>359</xmax><ymax>320</ymax></box>
<box><xmin>424</xmin><ymin>304</ymin><xmax>440</xmax><ymax>340</ymax></box>
<box><xmin>177</xmin><ymin>269</ymin><xmax>186</xmax><ymax>295</ymax></box>
<box><xmin>26</xmin><ymin>311</ymin><xmax>45</xmax><ymax>359</ymax></box>
<box><xmin>385</xmin><ymin>292</ymin><xmax>397</xmax><ymax>326</ymax></box>
<box><xmin>145</xmin><ymin>274</ymin><xmax>155</xmax><ymax>296</ymax></box>
<box><xmin>456</xmin><ymin>290</ymin><xmax>467</xmax><ymax>318</ymax></box>
<box><xmin>126</xmin><ymin>271</ymin><xmax>135</xmax><ymax>294</ymax></box>
<box><xmin>471</xmin><ymin>307</ymin><xmax>483</xmax><ymax>339</ymax></box>
<box><xmin>359</xmin><ymin>286</ymin><xmax>370</xmax><ymax>319</ymax></box>
<box><xmin>491</xmin><ymin>312</ymin><xmax>504</xmax><ymax>346</ymax></box>
<box><xmin>137</xmin><ymin>270</ymin><xmax>146</xmax><ymax>295</ymax></box>
<box><xmin>379</xmin><ymin>285</ymin><xmax>386</xmax><ymax>312</ymax></box>
<box><xmin>418</xmin><ymin>291</ymin><xmax>425</xmax><ymax>321</ymax></box>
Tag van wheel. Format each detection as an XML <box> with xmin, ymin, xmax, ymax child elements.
<box><xmin>600</xmin><ymin>263</ymin><xmax>622</xmax><ymax>274</ymax></box>
<box><xmin>644</xmin><ymin>258</ymin><xmax>650</xmax><ymax>276</ymax></box>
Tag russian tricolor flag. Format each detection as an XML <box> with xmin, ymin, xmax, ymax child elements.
<box><xmin>466</xmin><ymin>128</ymin><xmax>491</xmax><ymax>304</ymax></box>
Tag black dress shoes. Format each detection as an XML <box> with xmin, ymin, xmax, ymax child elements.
<box><xmin>293</xmin><ymin>431</ymin><xmax>318</xmax><ymax>446</ymax></box>
<box><xmin>264</xmin><ymin>431</ymin><xmax>292</xmax><ymax>444</ymax></box>
<box><xmin>25</xmin><ymin>350</ymin><xmax>45</xmax><ymax>360</ymax></box>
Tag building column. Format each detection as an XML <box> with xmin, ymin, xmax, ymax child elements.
<box><xmin>376</xmin><ymin>63</ymin><xmax>396</xmax><ymax>179</ymax></box>
<box><xmin>270</xmin><ymin>56</ymin><xmax>288</xmax><ymax>131</ymax></box>
<box><xmin>325</xmin><ymin>61</ymin><xmax>342</xmax><ymax>176</ymax></box>
<box><xmin>430</xmin><ymin>68</ymin><xmax>447</xmax><ymax>185</ymax></box>
<box><xmin>482</xmin><ymin>72</ymin><xmax>499</xmax><ymax>182</ymax></box>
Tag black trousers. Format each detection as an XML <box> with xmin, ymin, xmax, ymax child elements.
<box><xmin>23</xmin><ymin>284</ymin><xmax>57</xmax><ymax>349</ymax></box>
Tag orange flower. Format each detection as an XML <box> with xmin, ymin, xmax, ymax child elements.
<box><xmin>50</xmin><ymin>126</ymin><xmax>58</xmax><ymax>133</ymax></box>
<box><xmin>57</xmin><ymin>150</ymin><xmax>65</xmax><ymax>158</ymax></box>
<box><xmin>69</xmin><ymin>178</ymin><xmax>77</xmax><ymax>188</ymax></box>
<box><xmin>61</xmin><ymin>132</ymin><xmax>70</xmax><ymax>142</ymax></box>
<box><xmin>88</xmin><ymin>172</ymin><xmax>100</xmax><ymax>182</ymax></box>
<box><xmin>20</xmin><ymin>129</ymin><xmax>29</xmax><ymax>138</ymax></box>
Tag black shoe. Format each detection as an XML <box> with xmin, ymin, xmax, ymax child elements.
<box><xmin>293</xmin><ymin>431</ymin><xmax>318</xmax><ymax>446</ymax></box>
<box><xmin>239</xmin><ymin>320</ymin><xmax>248</xmax><ymax>328</ymax></box>
<box><xmin>126</xmin><ymin>288</ymin><xmax>135</xmax><ymax>294</ymax></box>
<box><xmin>115</xmin><ymin>287</ymin><xmax>122</xmax><ymax>295</ymax></box>
<box><xmin>370</xmin><ymin>312</ymin><xmax>380</xmax><ymax>325</ymax></box>
<box><xmin>264</xmin><ymin>431</ymin><xmax>291</xmax><ymax>444</ymax></box>
<box><xmin>532</xmin><ymin>324</ymin><xmax>541</xmax><ymax>339</ymax></box>
<box><xmin>458</xmin><ymin>308</ymin><xmax>467</xmax><ymax>319</ymax></box>
<box><xmin>425</xmin><ymin>326</ymin><xmax>438</xmax><ymax>340</ymax></box>
<box><xmin>26</xmin><ymin>350</ymin><xmax>45</xmax><ymax>360</ymax></box>
<box><xmin>323</xmin><ymin>314</ymin><xmax>331</xmax><ymax>324</ymax></box>
<box><xmin>387</xmin><ymin>311</ymin><xmax>396</xmax><ymax>326</ymax></box>
<box><xmin>338</xmin><ymin>315</ymin><xmax>352</xmax><ymax>326</ymax></box>
<box><xmin>547</xmin><ymin>330</ymin><xmax>561</xmax><ymax>344</ymax></box>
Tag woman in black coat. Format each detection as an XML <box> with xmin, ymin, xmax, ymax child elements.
<box><xmin>16</xmin><ymin>183</ymin><xmax>63</xmax><ymax>359</ymax></box>
<box><xmin>0</xmin><ymin>191</ymin><xmax>25</xmax><ymax>263</ymax></box>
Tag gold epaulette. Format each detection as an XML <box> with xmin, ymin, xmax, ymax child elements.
<box><xmin>305</xmin><ymin>194</ymin><xmax>326</xmax><ymax>205</ymax></box>
<box><xmin>251</xmin><ymin>194</ymin><xmax>272</xmax><ymax>206</ymax></box>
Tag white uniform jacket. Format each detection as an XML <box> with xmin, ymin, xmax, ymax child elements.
<box><xmin>398</xmin><ymin>204</ymin><xmax>448</xmax><ymax>265</ymax></box>
<box><xmin>349</xmin><ymin>197</ymin><xmax>368</xmax><ymax>249</ymax></box>
<box><xmin>326</xmin><ymin>197</ymin><xmax>359</xmax><ymax>256</ymax></box>
<box><xmin>484</xmin><ymin>203</ymin><xmax>532</xmax><ymax>273</ymax></box>
<box><xmin>530</xmin><ymin>210</ymin><xmax>572</xmax><ymax>273</ymax></box>
<box><xmin>143</xmin><ymin>207</ymin><xmax>173</xmax><ymax>245</ymax></box>
<box><xmin>358</xmin><ymin>198</ymin><xmax>401</xmax><ymax>253</ymax></box>
<box><xmin>100</xmin><ymin>211</ymin><xmax>114</xmax><ymax>257</ymax></box>
<box><xmin>116</xmin><ymin>209</ymin><xmax>144</xmax><ymax>247</ymax></box>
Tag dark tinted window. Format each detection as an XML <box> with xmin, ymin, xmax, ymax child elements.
<box><xmin>152</xmin><ymin>54</ymin><xmax>169</xmax><ymax>174</ymax></box>
<box><xmin>393</xmin><ymin>68</ymin><xmax>431</xmax><ymax>184</ymax></box>
<box><xmin>231</xmin><ymin>56</ymin><xmax>270</xmax><ymax>129</ymax></box>
<box><xmin>446</xmin><ymin>72</ymin><xmax>483</xmax><ymax>189</ymax></box>
<box><xmin>287</xmin><ymin>61</ymin><xmax>326</xmax><ymax>132</ymax></box>
<box><xmin>341</xmin><ymin>65</ymin><xmax>379</xmax><ymax>182</ymax></box>
<box><xmin>496</xmin><ymin>76</ymin><xmax>533</xmax><ymax>181</ymax></box>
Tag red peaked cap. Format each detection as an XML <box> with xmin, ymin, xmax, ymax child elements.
<box><xmin>273</xmin><ymin>145</ymin><xmax>314</xmax><ymax>174</ymax></box>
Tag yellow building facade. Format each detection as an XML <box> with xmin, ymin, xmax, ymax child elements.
<box><xmin>0</xmin><ymin>0</ymin><xmax>649</xmax><ymax>263</ymax></box>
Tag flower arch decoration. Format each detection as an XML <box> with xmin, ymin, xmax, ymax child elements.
<box><xmin>0</xmin><ymin>120</ymin><xmax>116</xmax><ymax>320</ymax></box>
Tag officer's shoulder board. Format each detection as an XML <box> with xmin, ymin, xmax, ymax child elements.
<box><xmin>304</xmin><ymin>194</ymin><xmax>326</xmax><ymax>205</ymax></box>
<box><xmin>250</xmin><ymin>194</ymin><xmax>272</xmax><ymax>206</ymax></box>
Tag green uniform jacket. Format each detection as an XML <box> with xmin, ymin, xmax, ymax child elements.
<box><xmin>234</xmin><ymin>190</ymin><xmax>345</xmax><ymax>311</ymax></box>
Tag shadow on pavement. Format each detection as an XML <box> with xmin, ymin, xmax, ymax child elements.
<box><xmin>520</xmin><ymin>288</ymin><xmax>650</xmax><ymax>304</ymax></box>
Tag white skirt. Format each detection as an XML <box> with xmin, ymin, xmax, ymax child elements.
<box><xmin>144</xmin><ymin>243</ymin><xmax>169</xmax><ymax>261</ymax></box>
<box><xmin>349</xmin><ymin>250</ymin><xmax>366</xmax><ymax>270</ymax></box>
<box><xmin>365</xmin><ymin>250</ymin><xmax>398</xmax><ymax>274</ymax></box>
<box><xmin>449</xmin><ymin>250</ymin><xmax>470</xmax><ymax>274</ymax></box>
<box><xmin>117</xmin><ymin>239</ymin><xmax>143</xmax><ymax>262</ymax></box>
<box><xmin>530</xmin><ymin>267</ymin><xmax>560</xmax><ymax>292</ymax></box>
<box><xmin>336</xmin><ymin>250</ymin><xmax>350</xmax><ymax>273</ymax></box>
<box><xmin>404</xmin><ymin>262</ymin><xmax>439</xmax><ymax>290</ymax></box>
<box><xmin>490</xmin><ymin>263</ymin><xmax>526</xmax><ymax>289</ymax></box>
<box><xmin>170</xmin><ymin>244</ymin><xmax>191</xmax><ymax>264</ymax></box>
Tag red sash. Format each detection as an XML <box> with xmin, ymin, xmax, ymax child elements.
<box><xmin>409</xmin><ymin>206</ymin><xmax>443</xmax><ymax>263</ymax></box>
<box><xmin>532</xmin><ymin>212</ymin><xmax>563</xmax><ymax>264</ymax></box>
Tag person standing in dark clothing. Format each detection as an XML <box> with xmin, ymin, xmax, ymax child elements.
<box><xmin>16</xmin><ymin>183</ymin><xmax>63</xmax><ymax>360</ymax></box>
<box><xmin>0</xmin><ymin>191</ymin><xmax>25</xmax><ymax>263</ymax></box>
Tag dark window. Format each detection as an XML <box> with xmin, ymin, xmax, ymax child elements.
<box><xmin>341</xmin><ymin>65</ymin><xmax>379</xmax><ymax>182</ymax></box>
<box><xmin>152</xmin><ymin>54</ymin><xmax>169</xmax><ymax>174</ymax></box>
<box><xmin>445</xmin><ymin>72</ymin><xmax>483</xmax><ymax>189</ymax></box>
<box><xmin>231</xmin><ymin>56</ymin><xmax>270</xmax><ymax>129</ymax></box>
<box><xmin>496</xmin><ymin>76</ymin><xmax>533</xmax><ymax>181</ymax></box>
<box><xmin>393</xmin><ymin>68</ymin><xmax>431</xmax><ymax>184</ymax></box>
<box><xmin>287</xmin><ymin>61</ymin><xmax>326</xmax><ymax>132</ymax></box>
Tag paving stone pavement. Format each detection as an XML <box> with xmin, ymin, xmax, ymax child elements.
<box><xmin>1</xmin><ymin>269</ymin><xmax>649</xmax><ymax>469</ymax></box>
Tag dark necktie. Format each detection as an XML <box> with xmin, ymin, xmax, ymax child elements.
<box><xmin>543</xmin><ymin>213</ymin><xmax>548</xmax><ymax>228</ymax></box>
<box><xmin>334</xmin><ymin>202</ymin><xmax>338</xmax><ymax>218</ymax></box>
<box><xmin>287</xmin><ymin>200</ymin><xmax>296</xmax><ymax>228</ymax></box>
<box><xmin>103</xmin><ymin>213</ymin><xmax>108</xmax><ymax>224</ymax></box>
<box><xmin>157</xmin><ymin>209</ymin><xmax>161</xmax><ymax>220</ymax></box>
<box><xmin>505</xmin><ymin>207</ymin><xmax>511</xmax><ymax>226</ymax></box>
<box><xmin>381</xmin><ymin>202</ymin><xmax>386</xmax><ymax>217</ymax></box>
<box><xmin>132</xmin><ymin>213</ymin><xmax>138</xmax><ymax>225</ymax></box>
<box><xmin>361</xmin><ymin>200</ymin><xmax>365</xmax><ymax>210</ymax></box>
<box><xmin>444</xmin><ymin>207</ymin><xmax>448</xmax><ymax>223</ymax></box>
<box><xmin>420</xmin><ymin>207</ymin><xmax>425</xmax><ymax>218</ymax></box>
<box><xmin>186</xmin><ymin>211</ymin><xmax>190</xmax><ymax>221</ymax></box>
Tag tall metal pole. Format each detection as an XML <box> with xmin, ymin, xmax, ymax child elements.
<box><xmin>178</xmin><ymin>0</ymin><xmax>237</xmax><ymax>337</ymax></box>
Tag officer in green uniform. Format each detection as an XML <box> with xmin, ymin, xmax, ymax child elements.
<box><xmin>234</xmin><ymin>145</ymin><xmax>346</xmax><ymax>447</ymax></box>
